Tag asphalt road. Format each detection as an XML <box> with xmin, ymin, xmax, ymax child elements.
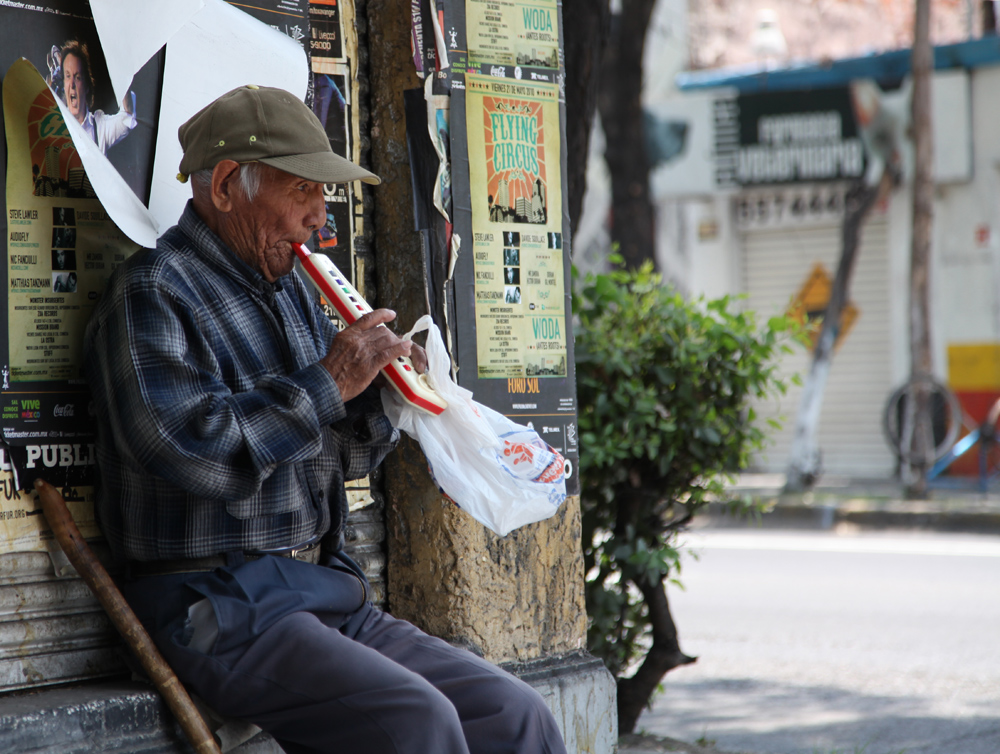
<box><xmin>634</xmin><ymin>528</ymin><xmax>1000</xmax><ymax>754</ymax></box>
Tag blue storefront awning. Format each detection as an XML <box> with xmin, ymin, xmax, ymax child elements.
<box><xmin>676</xmin><ymin>36</ymin><xmax>1000</xmax><ymax>94</ymax></box>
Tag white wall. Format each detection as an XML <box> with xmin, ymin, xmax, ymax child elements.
<box><xmin>932</xmin><ymin>65</ymin><xmax>1000</xmax><ymax>360</ymax></box>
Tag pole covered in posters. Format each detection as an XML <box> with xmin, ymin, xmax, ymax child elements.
<box><xmin>440</xmin><ymin>0</ymin><xmax>578</xmax><ymax>493</ymax></box>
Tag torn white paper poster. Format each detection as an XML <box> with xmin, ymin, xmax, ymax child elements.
<box><xmin>147</xmin><ymin>0</ymin><xmax>308</xmax><ymax>234</ymax></box>
<box><xmin>90</xmin><ymin>0</ymin><xmax>204</xmax><ymax>108</ymax></box>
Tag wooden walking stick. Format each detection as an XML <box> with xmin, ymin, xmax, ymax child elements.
<box><xmin>35</xmin><ymin>478</ymin><xmax>222</xmax><ymax>754</ymax></box>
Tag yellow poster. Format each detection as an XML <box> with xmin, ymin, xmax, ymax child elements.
<box><xmin>4</xmin><ymin>59</ymin><xmax>136</xmax><ymax>383</ymax></box>
<box><xmin>466</xmin><ymin>0</ymin><xmax>559</xmax><ymax>70</ymax></box>
<box><xmin>0</xmin><ymin>59</ymin><xmax>135</xmax><ymax>551</ymax></box>
<box><xmin>0</xmin><ymin>452</ymin><xmax>96</xmax><ymax>553</ymax></box>
<box><xmin>466</xmin><ymin>73</ymin><xmax>566</xmax><ymax>380</ymax></box>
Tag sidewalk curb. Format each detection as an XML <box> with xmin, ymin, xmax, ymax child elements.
<box><xmin>618</xmin><ymin>732</ymin><xmax>749</xmax><ymax>754</ymax></box>
<box><xmin>701</xmin><ymin>488</ymin><xmax>1000</xmax><ymax>534</ymax></box>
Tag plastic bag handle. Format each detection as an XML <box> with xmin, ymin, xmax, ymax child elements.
<box><xmin>401</xmin><ymin>314</ymin><xmax>434</xmax><ymax>342</ymax></box>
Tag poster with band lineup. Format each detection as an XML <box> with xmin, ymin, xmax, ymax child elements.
<box><xmin>466</xmin><ymin>74</ymin><xmax>565</xmax><ymax>380</ymax></box>
<box><xmin>447</xmin><ymin>0</ymin><xmax>579</xmax><ymax>493</ymax></box>
<box><xmin>0</xmin><ymin>60</ymin><xmax>119</xmax><ymax>551</ymax></box>
<box><xmin>465</xmin><ymin>0</ymin><xmax>559</xmax><ymax>70</ymax></box>
<box><xmin>0</xmin><ymin>2</ymin><xmax>161</xmax><ymax>554</ymax></box>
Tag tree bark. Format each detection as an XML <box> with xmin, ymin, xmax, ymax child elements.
<box><xmin>564</xmin><ymin>0</ymin><xmax>611</xmax><ymax>238</ymax></box>
<box><xmin>598</xmin><ymin>0</ymin><xmax>657</xmax><ymax>270</ymax></box>
<box><xmin>616</xmin><ymin>576</ymin><xmax>696</xmax><ymax>734</ymax></box>
<box><xmin>905</xmin><ymin>0</ymin><xmax>935</xmax><ymax>498</ymax></box>
<box><xmin>784</xmin><ymin>177</ymin><xmax>890</xmax><ymax>492</ymax></box>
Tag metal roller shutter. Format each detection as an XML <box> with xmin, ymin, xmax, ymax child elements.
<box><xmin>741</xmin><ymin>215</ymin><xmax>895</xmax><ymax>477</ymax></box>
<box><xmin>0</xmin><ymin>548</ymin><xmax>123</xmax><ymax>691</ymax></box>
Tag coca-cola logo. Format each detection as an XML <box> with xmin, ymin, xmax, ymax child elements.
<box><xmin>53</xmin><ymin>404</ymin><xmax>75</xmax><ymax>417</ymax></box>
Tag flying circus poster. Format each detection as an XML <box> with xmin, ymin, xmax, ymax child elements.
<box><xmin>483</xmin><ymin>95</ymin><xmax>548</xmax><ymax>225</ymax></box>
<box><xmin>465</xmin><ymin>73</ymin><xmax>565</xmax><ymax>381</ymax></box>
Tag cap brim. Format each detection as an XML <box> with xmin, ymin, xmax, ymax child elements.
<box><xmin>259</xmin><ymin>151</ymin><xmax>381</xmax><ymax>185</ymax></box>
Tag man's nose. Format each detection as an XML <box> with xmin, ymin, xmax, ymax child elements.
<box><xmin>305</xmin><ymin>185</ymin><xmax>326</xmax><ymax>231</ymax></box>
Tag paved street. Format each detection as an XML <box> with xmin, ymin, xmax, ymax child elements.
<box><xmin>634</xmin><ymin>528</ymin><xmax>1000</xmax><ymax>754</ymax></box>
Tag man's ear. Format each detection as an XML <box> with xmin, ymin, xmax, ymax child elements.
<box><xmin>210</xmin><ymin>160</ymin><xmax>241</xmax><ymax>212</ymax></box>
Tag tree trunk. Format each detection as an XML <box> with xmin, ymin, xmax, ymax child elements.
<box><xmin>617</xmin><ymin>576</ymin><xmax>696</xmax><ymax>734</ymax></box>
<box><xmin>598</xmin><ymin>0</ymin><xmax>657</xmax><ymax>270</ymax></box>
<box><xmin>564</xmin><ymin>0</ymin><xmax>611</xmax><ymax>238</ymax></box>
<box><xmin>905</xmin><ymin>0</ymin><xmax>935</xmax><ymax>498</ymax></box>
<box><xmin>784</xmin><ymin>177</ymin><xmax>889</xmax><ymax>492</ymax></box>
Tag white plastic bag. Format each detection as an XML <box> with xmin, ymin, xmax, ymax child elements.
<box><xmin>381</xmin><ymin>315</ymin><xmax>567</xmax><ymax>536</ymax></box>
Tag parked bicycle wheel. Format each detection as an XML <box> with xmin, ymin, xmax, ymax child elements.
<box><xmin>882</xmin><ymin>375</ymin><xmax>962</xmax><ymax>465</ymax></box>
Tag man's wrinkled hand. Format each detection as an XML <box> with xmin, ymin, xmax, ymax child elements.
<box><xmin>321</xmin><ymin>309</ymin><xmax>412</xmax><ymax>402</ymax></box>
<box><xmin>408</xmin><ymin>342</ymin><xmax>428</xmax><ymax>375</ymax></box>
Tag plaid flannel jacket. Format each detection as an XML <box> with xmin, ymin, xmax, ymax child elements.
<box><xmin>84</xmin><ymin>203</ymin><xmax>398</xmax><ymax>561</ymax></box>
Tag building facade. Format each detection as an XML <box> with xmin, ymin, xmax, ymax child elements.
<box><xmin>647</xmin><ymin>38</ymin><xmax>1000</xmax><ymax>478</ymax></box>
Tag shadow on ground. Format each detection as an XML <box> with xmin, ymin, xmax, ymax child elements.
<box><xmin>635</xmin><ymin>677</ymin><xmax>1000</xmax><ymax>754</ymax></box>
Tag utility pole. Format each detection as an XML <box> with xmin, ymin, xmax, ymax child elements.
<box><xmin>905</xmin><ymin>0</ymin><xmax>935</xmax><ymax>497</ymax></box>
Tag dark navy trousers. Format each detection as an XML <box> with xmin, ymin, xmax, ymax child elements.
<box><xmin>121</xmin><ymin>555</ymin><xmax>567</xmax><ymax>754</ymax></box>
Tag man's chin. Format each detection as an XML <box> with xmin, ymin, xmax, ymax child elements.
<box><xmin>262</xmin><ymin>250</ymin><xmax>297</xmax><ymax>282</ymax></box>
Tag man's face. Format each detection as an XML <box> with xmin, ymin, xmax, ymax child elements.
<box><xmin>226</xmin><ymin>165</ymin><xmax>326</xmax><ymax>283</ymax></box>
<box><xmin>62</xmin><ymin>53</ymin><xmax>88</xmax><ymax>123</ymax></box>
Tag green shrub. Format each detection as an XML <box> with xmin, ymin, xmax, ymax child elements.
<box><xmin>574</xmin><ymin>259</ymin><xmax>801</xmax><ymax>730</ymax></box>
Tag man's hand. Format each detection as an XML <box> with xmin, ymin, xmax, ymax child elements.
<box><xmin>408</xmin><ymin>342</ymin><xmax>428</xmax><ymax>375</ymax></box>
<box><xmin>321</xmin><ymin>309</ymin><xmax>412</xmax><ymax>402</ymax></box>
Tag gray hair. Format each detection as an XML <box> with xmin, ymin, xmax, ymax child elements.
<box><xmin>190</xmin><ymin>161</ymin><xmax>263</xmax><ymax>202</ymax></box>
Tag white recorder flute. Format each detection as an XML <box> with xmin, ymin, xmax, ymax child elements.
<box><xmin>294</xmin><ymin>243</ymin><xmax>448</xmax><ymax>416</ymax></box>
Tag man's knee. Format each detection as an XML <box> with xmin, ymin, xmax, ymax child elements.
<box><xmin>471</xmin><ymin>677</ymin><xmax>565</xmax><ymax>753</ymax></box>
<box><xmin>369</xmin><ymin>677</ymin><xmax>467</xmax><ymax>754</ymax></box>
<box><xmin>401</xmin><ymin>675</ymin><xmax>464</xmax><ymax>726</ymax></box>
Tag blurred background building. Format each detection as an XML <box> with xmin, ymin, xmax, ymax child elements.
<box><xmin>577</xmin><ymin>0</ymin><xmax>1000</xmax><ymax>479</ymax></box>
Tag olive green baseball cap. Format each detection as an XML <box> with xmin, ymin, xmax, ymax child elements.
<box><xmin>177</xmin><ymin>84</ymin><xmax>380</xmax><ymax>185</ymax></box>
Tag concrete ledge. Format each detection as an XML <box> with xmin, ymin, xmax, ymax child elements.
<box><xmin>0</xmin><ymin>681</ymin><xmax>194</xmax><ymax>754</ymax></box>
<box><xmin>0</xmin><ymin>680</ymin><xmax>279</xmax><ymax>754</ymax></box>
<box><xmin>505</xmin><ymin>651</ymin><xmax>618</xmax><ymax>754</ymax></box>
<box><xmin>0</xmin><ymin>652</ymin><xmax>618</xmax><ymax>753</ymax></box>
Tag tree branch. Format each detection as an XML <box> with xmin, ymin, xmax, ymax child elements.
<box><xmin>616</xmin><ymin>576</ymin><xmax>696</xmax><ymax>734</ymax></box>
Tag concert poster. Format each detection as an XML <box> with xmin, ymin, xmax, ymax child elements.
<box><xmin>448</xmin><ymin>0</ymin><xmax>578</xmax><ymax>492</ymax></box>
<box><xmin>0</xmin><ymin>0</ymin><xmax>169</xmax><ymax>552</ymax></box>
<box><xmin>466</xmin><ymin>0</ymin><xmax>559</xmax><ymax>72</ymax></box>
<box><xmin>0</xmin><ymin>60</ymin><xmax>136</xmax><ymax>551</ymax></box>
<box><xmin>309</xmin><ymin>0</ymin><xmax>344</xmax><ymax>60</ymax></box>
<box><xmin>311</xmin><ymin>66</ymin><xmax>353</xmax><ymax>266</ymax></box>
<box><xmin>228</xmin><ymin>0</ymin><xmax>310</xmax><ymax>44</ymax></box>
<box><xmin>466</xmin><ymin>75</ymin><xmax>565</xmax><ymax>379</ymax></box>
<box><xmin>410</xmin><ymin>0</ymin><xmax>438</xmax><ymax>79</ymax></box>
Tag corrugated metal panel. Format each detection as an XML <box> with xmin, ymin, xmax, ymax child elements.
<box><xmin>344</xmin><ymin>484</ymin><xmax>388</xmax><ymax>606</ymax></box>
<box><xmin>0</xmin><ymin>550</ymin><xmax>124</xmax><ymax>692</ymax></box>
<box><xmin>742</xmin><ymin>217</ymin><xmax>896</xmax><ymax>477</ymax></box>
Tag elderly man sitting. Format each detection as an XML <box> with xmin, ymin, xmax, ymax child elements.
<box><xmin>84</xmin><ymin>85</ymin><xmax>566</xmax><ymax>754</ymax></box>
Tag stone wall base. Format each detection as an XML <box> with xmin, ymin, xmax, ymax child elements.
<box><xmin>0</xmin><ymin>653</ymin><xmax>617</xmax><ymax>753</ymax></box>
<box><xmin>506</xmin><ymin>651</ymin><xmax>619</xmax><ymax>754</ymax></box>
